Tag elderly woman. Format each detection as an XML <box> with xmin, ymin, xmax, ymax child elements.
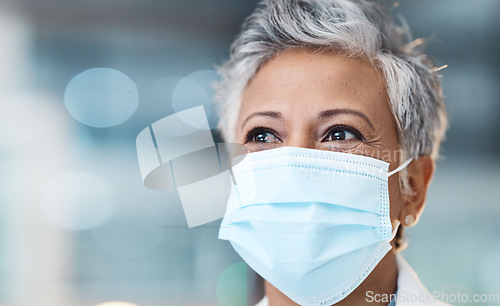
<box><xmin>216</xmin><ymin>0</ymin><xmax>448</xmax><ymax>305</ymax></box>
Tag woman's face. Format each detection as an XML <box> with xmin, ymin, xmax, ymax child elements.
<box><xmin>236</xmin><ymin>48</ymin><xmax>405</xmax><ymax>225</ymax></box>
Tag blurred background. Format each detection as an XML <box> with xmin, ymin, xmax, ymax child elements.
<box><xmin>0</xmin><ymin>0</ymin><xmax>499</xmax><ymax>305</ymax></box>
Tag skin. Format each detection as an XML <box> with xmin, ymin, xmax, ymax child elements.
<box><xmin>235</xmin><ymin>48</ymin><xmax>434</xmax><ymax>306</ymax></box>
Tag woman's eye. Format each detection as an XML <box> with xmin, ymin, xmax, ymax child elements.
<box><xmin>245</xmin><ymin>129</ymin><xmax>281</xmax><ymax>144</ymax></box>
<box><xmin>323</xmin><ymin>127</ymin><xmax>361</xmax><ymax>142</ymax></box>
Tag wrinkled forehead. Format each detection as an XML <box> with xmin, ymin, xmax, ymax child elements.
<box><xmin>237</xmin><ymin>48</ymin><xmax>392</xmax><ymax>135</ymax></box>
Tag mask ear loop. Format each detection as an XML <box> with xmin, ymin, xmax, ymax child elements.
<box><xmin>390</xmin><ymin>221</ymin><xmax>401</xmax><ymax>240</ymax></box>
<box><xmin>387</xmin><ymin>159</ymin><xmax>412</xmax><ymax>241</ymax></box>
<box><xmin>387</xmin><ymin>158</ymin><xmax>413</xmax><ymax>177</ymax></box>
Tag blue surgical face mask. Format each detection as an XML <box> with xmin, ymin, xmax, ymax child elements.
<box><xmin>219</xmin><ymin>146</ymin><xmax>411</xmax><ymax>306</ymax></box>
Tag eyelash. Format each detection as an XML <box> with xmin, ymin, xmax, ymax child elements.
<box><xmin>321</xmin><ymin>125</ymin><xmax>365</xmax><ymax>142</ymax></box>
<box><xmin>244</xmin><ymin>127</ymin><xmax>281</xmax><ymax>144</ymax></box>
<box><xmin>244</xmin><ymin>125</ymin><xmax>365</xmax><ymax>143</ymax></box>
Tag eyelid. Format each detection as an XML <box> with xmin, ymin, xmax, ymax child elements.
<box><xmin>244</xmin><ymin>126</ymin><xmax>282</xmax><ymax>143</ymax></box>
<box><xmin>321</xmin><ymin>125</ymin><xmax>365</xmax><ymax>142</ymax></box>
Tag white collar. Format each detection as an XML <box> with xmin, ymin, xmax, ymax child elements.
<box><xmin>394</xmin><ymin>255</ymin><xmax>448</xmax><ymax>305</ymax></box>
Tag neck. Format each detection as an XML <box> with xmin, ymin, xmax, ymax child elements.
<box><xmin>265</xmin><ymin>251</ymin><xmax>399</xmax><ymax>306</ymax></box>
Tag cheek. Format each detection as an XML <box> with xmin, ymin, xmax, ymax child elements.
<box><xmin>388</xmin><ymin>175</ymin><xmax>404</xmax><ymax>222</ymax></box>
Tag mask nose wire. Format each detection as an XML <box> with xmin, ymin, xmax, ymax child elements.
<box><xmin>387</xmin><ymin>158</ymin><xmax>413</xmax><ymax>177</ymax></box>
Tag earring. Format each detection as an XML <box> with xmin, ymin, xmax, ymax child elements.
<box><xmin>404</xmin><ymin>214</ymin><xmax>415</xmax><ymax>226</ymax></box>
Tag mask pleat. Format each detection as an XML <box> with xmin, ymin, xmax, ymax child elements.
<box><xmin>219</xmin><ymin>147</ymin><xmax>403</xmax><ymax>306</ymax></box>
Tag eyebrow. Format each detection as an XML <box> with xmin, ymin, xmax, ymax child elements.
<box><xmin>318</xmin><ymin>109</ymin><xmax>375</xmax><ymax>131</ymax></box>
<box><xmin>240</xmin><ymin>108</ymin><xmax>375</xmax><ymax>131</ymax></box>
<box><xmin>240</xmin><ymin>111</ymin><xmax>282</xmax><ymax>131</ymax></box>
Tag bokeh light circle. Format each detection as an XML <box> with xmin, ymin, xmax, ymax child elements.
<box><xmin>171</xmin><ymin>69</ymin><xmax>220</xmax><ymax>128</ymax></box>
<box><xmin>40</xmin><ymin>172</ymin><xmax>115</xmax><ymax>230</ymax></box>
<box><xmin>216</xmin><ymin>261</ymin><xmax>248</xmax><ymax>306</ymax></box>
<box><xmin>64</xmin><ymin>68</ymin><xmax>139</xmax><ymax>128</ymax></box>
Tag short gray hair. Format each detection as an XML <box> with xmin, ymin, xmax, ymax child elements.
<box><xmin>215</xmin><ymin>0</ymin><xmax>447</xmax><ymax>161</ymax></box>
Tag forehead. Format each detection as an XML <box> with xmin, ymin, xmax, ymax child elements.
<box><xmin>238</xmin><ymin>48</ymin><xmax>391</xmax><ymax>125</ymax></box>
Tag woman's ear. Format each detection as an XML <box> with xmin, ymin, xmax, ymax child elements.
<box><xmin>400</xmin><ymin>155</ymin><xmax>435</xmax><ymax>227</ymax></box>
